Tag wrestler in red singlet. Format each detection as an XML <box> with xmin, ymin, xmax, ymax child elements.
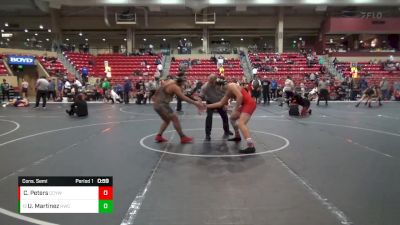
<box><xmin>207</xmin><ymin>82</ymin><xmax>257</xmax><ymax>154</ymax></box>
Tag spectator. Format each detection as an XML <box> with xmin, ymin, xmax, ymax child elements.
<box><xmin>380</xmin><ymin>77</ymin><xmax>389</xmax><ymax>100</ymax></box>
<box><xmin>57</xmin><ymin>79</ymin><xmax>64</xmax><ymax>99</ymax></box>
<box><xmin>317</xmin><ymin>78</ymin><xmax>329</xmax><ymax>106</ymax></box>
<box><xmin>280</xmin><ymin>76</ymin><xmax>295</xmax><ymax>107</ymax></box>
<box><xmin>309</xmin><ymin>73</ymin><xmax>316</xmax><ymax>82</ymax></box>
<box><xmin>34</xmin><ymin>76</ymin><xmax>49</xmax><ymax>109</ymax></box>
<box><xmin>360</xmin><ymin>77</ymin><xmax>368</xmax><ymax>93</ymax></box>
<box><xmin>66</xmin><ymin>94</ymin><xmax>88</xmax><ymax>117</ymax></box>
<box><xmin>135</xmin><ymin>79</ymin><xmax>145</xmax><ymax>104</ymax></box>
<box><xmin>1</xmin><ymin>79</ymin><xmax>10</xmax><ymax>102</ymax></box>
<box><xmin>116</xmin><ymin>83</ymin><xmax>123</xmax><ymax>99</ymax></box>
<box><xmin>148</xmin><ymin>77</ymin><xmax>159</xmax><ymax>103</ymax></box>
<box><xmin>123</xmin><ymin>77</ymin><xmax>132</xmax><ymax>104</ymax></box>
<box><xmin>81</xmin><ymin>67</ymin><xmax>89</xmax><ymax>84</ymax></box>
<box><xmin>332</xmin><ymin>57</ymin><xmax>338</xmax><ymax>65</ymax></box>
<box><xmin>219</xmin><ymin>66</ymin><xmax>225</xmax><ymax>77</ymax></box>
<box><xmin>261</xmin><ymin>76</ymin><xmax>270</xmax><ymax>104</ymax></box>
<box><xmin>300</xmin><ymin>83</ymin><xmax>306</xmax><ymax>98</ymax></box>
<box><xmin>48</xmin><ymin>79</ymin><xmax>57</xmax><ymax>101</ymax></box>
<box><xmin>251</xmin><ymin>76</ymin><xmax>262</xmax><ymax>103</ymax></box>
<box><xmin>217</xmin><ymin>56</ymin><xmax>224</xmax><ymax>68</ymax></box>
<box><xmin>252</xmin><ymin>67</ymin><xmax>258</xmax><ymax>77</ymax></box>
<box><xmin>21</xmin><ymin>79</ymin><xmax>29</xmax><ymax>98</ymax></box>
<box><xmin>101</xmin><ymin>78</ymin><xmax>110</xmax><ymax>98</ymax></box>
<box><xmin>72</xmin><ymin>79</ymin><xmax>82</xmax><ymax>95</ymax></box>
<box><xmin>64</xmin><ymin>79</ymin><xmax>72</xmax><ymax>97</ymax></box>
<box><xmin>270</xmin><ymin>79</ymin><xmax>278</xmax><ymax>99</ymax></box>
<box><xmin>157</xmin><ymin>63</ymin><xmax>163</xmax><ymax>74</ymax></box>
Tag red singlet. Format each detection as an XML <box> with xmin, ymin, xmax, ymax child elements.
<box><xmin>239</xmin><ymin>88</ymin><xmax>256</xmax><ymax>115</ymax></box>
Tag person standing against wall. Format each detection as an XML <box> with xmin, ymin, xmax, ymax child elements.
<box><xmin>123</xmin><ymin>77</ymin><xmax>132</xmax><ymax>104</ymax></box>
<box><xmin>380</xmin><ymin>77</ymin><xmax>389</xmax><ymax>100</ymax></box>
<box><xmin>48</xmin><ymin>79</ymin><xmax>57</xmax><ymax>101</ymax></box>
<box><xmin>261</xmin><ymin>76</ymin><xmax>270</xmax><ymax>104</ymax></box>
<box><xmin>1</xmin><ymin>79</ymin><xmax>10</xmax><ymax>102</ymax></box>
<box><xmin>34</xmin><ymin>76</ymin><xmax>49</xmax><ymax>109</ymax></box>
<box><xmin>317</xmin><ymin>77</ymin><xmax>329</xmax><ymax>106</ymax></box>
<box><xmin>21</xmin><ymin>79</ymin><xmax>29</xmax><ymax>98</ymax></box>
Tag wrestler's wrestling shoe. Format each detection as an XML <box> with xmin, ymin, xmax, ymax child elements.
<box><xmin>239</xmin><ymin>147</ymin><xmax>256</xmax><ymax>154</ymax></box>
<box><xmin>155</xmin><ymin>134</ymin><xmax>168</xmax><ymax>143</ymax></box>
<box><xmin>181</xmin><ymin>136</ymin><xmax>193</xmax><ymax>144</ymax></box>
<box><xmin>227</xmin><ymin>137</ymin><xmax>241</xmax><ymax>142</ymax></box>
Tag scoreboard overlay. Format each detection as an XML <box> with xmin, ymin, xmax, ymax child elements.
<box><xmin>18</xmin><ymin>177</ymin><xmax>113</xmax><ymax>213</ymax></box>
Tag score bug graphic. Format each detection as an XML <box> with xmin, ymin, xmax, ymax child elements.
<box><xmin>18</xmin><ymin>176</ymin><xmax>113</xmax><ymax>214</ymax></box>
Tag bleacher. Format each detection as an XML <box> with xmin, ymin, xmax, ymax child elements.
<box><xmin>248</xmin><ymin>52</ymin><xmax>322</xmax><ymax>88</ymax></box>
<box><xmin>0</xmin><ymin>54</ymin><xmax>9</xmax><ymax>75</ymax></box>
<box><xmin>37</xmin><ymin>56</ymin><xmax>68</xmax><ymax>76</ymax></box>
<box><xmin>169</xmin><ymin>58</ymin><xmax>244</xmax><ymax>83</ymax></box>
<box><xmin>65</xmin><ymin>52</ymin><xmax>159</xmax><ymax>85</ymax></box>
<box><xmin>336</xmin><ymin>62</ymin><xmax>400</xmax><ymax>86</ymax></box>
<box><xmin>64</xmin><ymin>52</ymin><xmax>95</xmax><ymax>76</ymax></box>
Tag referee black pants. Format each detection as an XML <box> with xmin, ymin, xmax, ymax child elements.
<box><xmin>205</xmin><ymin>102</ymin><xmax>229</xmax><ymax>136</ymax></box>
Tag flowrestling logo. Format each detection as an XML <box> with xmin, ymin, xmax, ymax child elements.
<box><xmin>8</xmin><ymin>55</ymin><xmax>35</xmax><ymax>65</ymax></box>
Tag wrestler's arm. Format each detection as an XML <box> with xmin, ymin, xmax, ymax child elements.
<box><xmin>207</xmin><ymin>94</ymin><xmax>229</xmax><ymax>109</ymax></box>
<box><xmin>229</xmin><ymin>84</ymin><xmax>243</xmax><ymax>111</ymax></box>
<box><xmin>171</xmin><ymin>84</ymin><xmax>199</xmax><ymax>105</ymax></box>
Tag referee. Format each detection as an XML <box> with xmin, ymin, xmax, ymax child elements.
<box><xmin>200</xmin><ymin>74</ymin><xmax>233</xmax><ymax>141</ymax></box>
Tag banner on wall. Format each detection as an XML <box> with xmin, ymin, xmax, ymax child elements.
<box><xmin>8</xmin><ymin>55</ymin><xmax>35</xmax><ymax>65</ymax></box>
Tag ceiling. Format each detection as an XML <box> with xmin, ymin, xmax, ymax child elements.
<box><xmin>1</xmin><ymin>1</ymin><xmax>399</xmax><ymax>18</ymax></box>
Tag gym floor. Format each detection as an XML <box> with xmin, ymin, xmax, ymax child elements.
<box><xmin>0</xmin><ymin>101</ymin><xmax>399</xmax><ymax>225</ymax></box>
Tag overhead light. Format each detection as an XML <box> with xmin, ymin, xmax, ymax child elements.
<box><xmin>304</xmin><ymin>0</ymin><xmax>328</xmax><ymax>3</ymax></box>
<box><xmin>240</xmin><ymin>38</ymin><xmax>244</xmax><ymax>41</ymax></box>
<box><xmin>34</xmin><ymin>33</ymin><xmax>38</xmax><ymax>36</ymax></box>
<box><xmin>209</xmin><ymin>0</ymin><xmax>230</xmax><ymax>4</ymax></box>
<box><xmin>4</xmin><ymin>22</ymin><xmax>9</xmax><ymax>27</ymax></box>
<box><xmin>143</xmin><ymin>38</ymin><xmax>146</xmax><ymax>41</ymax></box>
<box><xmin>0</xmin><ymin>29</ymin><xmax>4</xmax><ymax>33</ymax></box>
<box><xmin>1</xmin><ymin>33</ymin><xmax>13</xmax><ymax>38</ymax></box>
<box><xmin>162</xmin><ymin>38</ymin><xmax>166</xmax><ymax>41</ymax></box>
<box><xmin>102</xmin><ymin>38</ymin><xmax>106</xmax><ymax>42</ymax></box>
<box><xmin>66</xmin><ymin>38</ymin><xmax>70</xmax><ymax>41</ymax></box>
<box><xmin>254</xmin><ymin>0</ymin><xmax>279</xmax><ymax>4</ymax></box>
<box><xmin>221</xmin><ymin>38</ymin><xmax>224</xmax><ymax>41</ymax></box>
<box><xmin>48</xmin><ymin>29</ymin><xmax>51</xmax><ymax>33</ymax></box>
<box><xmin>24</xmin><ymin>29</ymin><xmax>28</xmax><ymax>32</ymax></box>
<box><xmin>340</xmin><ymin>37</ymin><xmax>345</xmax><ymax>40</ymax></box>
<box><xmin>85</xmin><ymin>38</ymin><xmax>88</xmax><ymax>41</ymax></box>
<box><xmin>78</xmin><ymin>32</ymin><xmax>83</xmax><ymax>36</ymax></box>
<box><xmin>46</xmin><ymin>38</ymin><xmax>50</xmax><ymax>42</ymax></box>
<box><xmin>39</xmin><ymin>25</ymin><xmax>44</xmax><ymax>29</ymax></box>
